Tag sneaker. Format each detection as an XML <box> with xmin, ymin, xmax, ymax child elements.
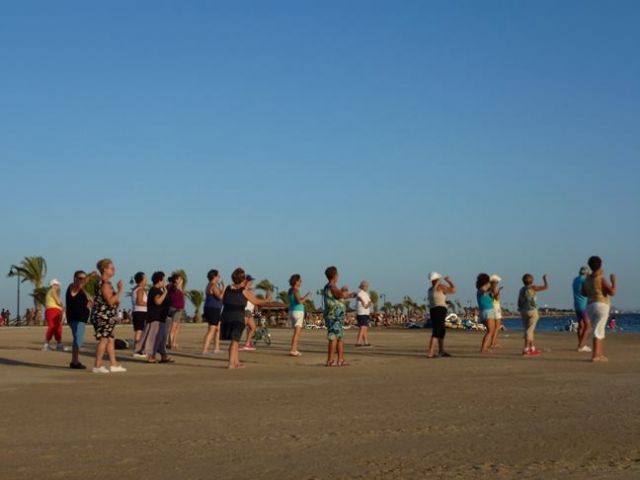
<box><xmin>132</xmin><ymin>353</ymin><xmax>147</xmax><ymax>359</ymax></box>
<box><xmin>241</xmin><ymin>345</ymin><xmax>256</xmax><ymax>351</ymax></box>
<box><xmin>69</xmin><ymin>362</ymin><xmax>87</xmax><ymax>370</ymax></box>
<box><xmin>527</xmin><ymin>349</ymin><xmax>541</xmax><ymax>357</ymax></box>
<box><xmin>109</xmin><ymin>365</ymin><xmax>127</xmax><ymax>373</ymax></box>
<box><xmin>42</xmin><ymin>343</ymin><xmax>50</xmax><ymax>351</ymax></box>
<box><xmin>578</xmin><ymin>346</ymin><xmax>592</xmax><ymax>353</ymax></box>
<box><xmin>92</xmin><ymin>366</ymin><xmax>110</xmax><ymax>374</ymax></box>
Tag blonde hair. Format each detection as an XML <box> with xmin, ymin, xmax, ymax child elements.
<box><xmin>96</xmin><ymin>258</ymin><xmax>113</xmax><ymax>274</ymax></box>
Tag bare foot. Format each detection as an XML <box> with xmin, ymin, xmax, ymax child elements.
<box><xmin>227</xmin><ymin>363</ymin><xmax>246</xmax><ymax>369</ymax></box>
<box><xmin>592</xmin><ymin>356</ymin><xmax>609</xmax><ymax>362</ymax></box>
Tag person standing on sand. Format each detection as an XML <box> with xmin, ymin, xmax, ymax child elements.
<box><xmin>288</xmin><ymin>274</ymin><xmax>309</xmax><ymax>356</ymax></box>
<box><xmin>131</xmin><ymin>272</ymin><xmax>148</xmax><ymax>357</ymax></box>
<box><xmin>355</xmin><ymin>281</ymin><xmax>373</xmax><ymax>348</ymax></box>
<box><xmin>517</xmin><ymin>273</ymin><xmax>548</xmax><ymax>357</ymax></box>
<box><xmin>427</xmin><ymin>273</ymin><xmax>456</xmax><ymax>358</ymax></box>
<box><xmin>573</xmin><ymin>266</ymin><xmax>592</xmax><ymax>352</ymax></box>
<box><xmin>43</xmin><ymin>279</ymin><xmax>66</xmax><ymax>351</ymax></box>
<box><xmin>220</xmin><ymin>268</ymin><xmax>269</xmax><ymax>369</ymax></box>
<box><xmin>489</xmin><ymin>275</ymin><xmax>503</xmax><ymax>349</ymax></box>
<box><xmin>143</xmin><ymin>271</ymin><xmax>174</xmax><ymax>364</ymax></box>
<box><xmin>322</xmin><ymin>266</ymin><xmax>357</xmax><ymax>367</ymax></box>
<box><xmin>581</xmin><ymin>256</ymin><xmax>617</xmax><ymax>362</ymax></box>
<box><xmin>241</xmin><ymin>275</ymin><xmax>257</xmax><ymax>351</ymax></box>
<box><xmin>477</xmin><ymin>273</ymin><xmax>496</xmax><ymax>353</ymax></box>
<box><xmin>90</xmin><ymin>259</ymin><xmax>127</xmax><ymax>374</ymax></box>
<box><xmin>202</xmin><ymin>269</ymin><xmax>224</xmax><ymax>356</ymax></box>
<box><xmin>167</xmin><ymin>274</ymin><xmax>186</xmax><ymax>350</ymax></box>
<box><xmin>65</xmin><ymin>270</ymin><xmax>95</xmax><ymax>369</ymax></box>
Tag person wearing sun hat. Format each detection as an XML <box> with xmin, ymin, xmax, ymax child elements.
<box><xmin>426</xmin><ymin>271</ymin><xmax>456</xmax><ymax>358</ymax></box>
<box><xmin>43</xmin><ymin>278</ymin><xmax>65</xmax><ymax>351</ymax></box>
<box><xmin>489</xmin><ymin>274</ymin><xmax>503</xmax><ymax>349</ymax></box>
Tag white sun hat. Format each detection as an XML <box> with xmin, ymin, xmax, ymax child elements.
<box><xmin>429</xmin><ymin>272</ymin><xmax>442</xmax><ymax>282</ymax></box>
<box><xmin>49</xmin><ymin>278</ymin><xmax>61</xmax><ymax>287</ymax></box>
<box><xmin>490</xmin><ymin>274</ymin><xmax>502</xmax><ymax>282</ymax></box>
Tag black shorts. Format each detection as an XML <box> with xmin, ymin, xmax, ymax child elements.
<box><xmin>132</xmin><ymin>311</ymin><xmax>147</xmax><ymax>332</ymax></box>
<box><xmin>357</xmin><ymin>315</ymin><xmax>370</xmax><ymax>327</ymax></box>
<box><xmin>430</xmin><ymin>306</ymin><xmax>448</xmax><ymax>339</ymax></box>
<box><xmin>220</xmin><ymin>319</ymin><xmax>245</xmax><ymax>342</ymax></box>
<box><xmin>204</xmin><ymin>307</ymin><xmax>222</xmax><ymax>326</ymax></box>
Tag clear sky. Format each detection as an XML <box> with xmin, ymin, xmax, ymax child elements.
<box><xmin>1</xmin><ymin>0</ymin><xmax>639</xmax><ymax>314</ymax></box>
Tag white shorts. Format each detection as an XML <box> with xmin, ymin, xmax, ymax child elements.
<box><xmin>493</xmin><ymin>306</ymin><xmax>502</xmax><ymax>320</ymax></box>
<box><xmin>588</xmin><ymin>302</ymin><xmax>610</xmax><ymax>340</ymax></box>
<box><xmin>289</xmin><ymin>311</ymin><xmax>304</xmax><ymax>328</ymax></box>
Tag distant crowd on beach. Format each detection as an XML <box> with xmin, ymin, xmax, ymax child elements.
<box><xmin>19</xmin><ymin>255</ymin><xmax>618</xmax><ymax>372</ymax></box>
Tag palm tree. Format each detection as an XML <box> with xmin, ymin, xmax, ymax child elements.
<box><xmin>304</xmin><ymin>298</ymin><xmax>317</xmax><ymax>312</ymax></box>
<box><xmin>31</xmin><ymin>286</ymin><xmax>49</xmax><ymax>312</ymax></box>
<box><xmin>369</xmin><ymin>290</ymin><xmax>380</xmax><ymax>312</ymax></box>
<box><xmin>185</xmin><ymin>290</ymin><xmax>204</xmax><ymax>323</ymax></box>
<box><xmin>7</xmin><ymin>256</ymin><xmax>47</xmax><ymax>324</ymax></box>
<box><xmin>171</xmin><ymin>269</ymin><xmax>188</xmax><ymax>288</ymax></box>
<box><xmin>83</xmin><ymin>275</ymin><xmax>99</xmax><ymax>299</ymax></box>
<box><xmin>256</xmin><ymin>279</ymin><xmax>275</xmax><ymax>300</ymax></box>
<box><xmin>277</xmin><ymin>291</ymin><xmax>289</xmax><ymax>305</ymax></box>
<box><xmin>381</xmin><ymin>301</ymin><xmax>393</xmax><ymax>314</ymax></box>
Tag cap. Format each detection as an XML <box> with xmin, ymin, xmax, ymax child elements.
<box><xmin>579</xmin><ymin>266</ymin><xmax>589</xmax><ymax>275</ymax></box>
<box><xmin>49</xmin><ymin>279</ymin><xmax>61</xmax><ymax>287</ymax></box>
<box><xmin>246</xmin><ymin>275</ymin><xmax>255</xmax><ymax>282</ymax></box>
<box><xmin>429</xmin><ymin>272</ymin><xmax>442</xmax><ymax>282</ymax></box>
<box><xmin>490</xmin><ymin>274</ymin><xmax>502</xmax><ymax>282</ymax></box>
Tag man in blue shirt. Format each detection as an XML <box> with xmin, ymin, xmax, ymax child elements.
<box><xmin>573</xmin><ymin>266</ymin><xmax>591</xmax><ymax>352</ymax></box>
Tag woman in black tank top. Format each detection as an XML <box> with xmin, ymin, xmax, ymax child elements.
<box><xmin>221</xmin><ymin>268</ymin><xmax>270</xmax><ymax>369</ymax></box>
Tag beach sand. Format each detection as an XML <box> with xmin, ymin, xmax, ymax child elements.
<box><xmin>1</xmin><ymin>325</ymin><xmax>639</xmax><ymax>480</ymax></box>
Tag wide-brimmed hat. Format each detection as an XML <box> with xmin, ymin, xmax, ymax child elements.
<box><xmin>429</xmin><ymin>272</ymin><xmax>442</xmax><ymax>282</ymax></box>
<box><xmin>490</xmin><ymin>274</ymin><xmax>502</xmax><ymax>282</ymax></box>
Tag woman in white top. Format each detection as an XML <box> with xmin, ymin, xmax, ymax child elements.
<box><xmin>355</xmin><ymin>281</ymin><xmax>372</xmax><ymax>347</ymax></box>
<box><xmin>241</xmin><ymin>276</ymin><xmax>257</xmax><ymax>351</ymax></box>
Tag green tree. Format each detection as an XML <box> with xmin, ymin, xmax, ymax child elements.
<box><xmin>256</xmin><ymin>279</ymin><xmax>275</xmax><ymax>300</ymax></box>
<box><xmin>8</xmin><ymin>256</ymin><xmax>48</xmax><ymax>324</ymax></box>
<box><xmin>171</xmin><ymin>269</ymin><xmax>188</xmax><ymax>288</ymax></box>
<box><xmin>186</xmin><ymin>290</ymin><xmax>204</xmax><ymax>323</ymax></box>
<box><xmin>369</xmin><ymin>290</ymin><xmax>380</xmax><ymax>312</ymax></box>
<box><xmin>277</xmin><ymin>291</ymin><xmax>290</xmax><ymax>305</ymax></box>
<box><xmin>382</xmin><ymin>301</ymin><xmax>393</xmax><ymax>313</ymax></box>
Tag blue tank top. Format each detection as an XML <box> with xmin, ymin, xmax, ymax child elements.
<box><xmin>204</xmin><ymin>286</ymin><xmax>222</xmax><ymax>309</ymax></box>
<box><xmin>477</xmin><ymin>290</ymin><xmax>494</xmax><ymax>311</ymax></box>
<box><xmin>288</xmin><ymin>289</ymin><xmax>304</xmax><ymax>313</ymax></box>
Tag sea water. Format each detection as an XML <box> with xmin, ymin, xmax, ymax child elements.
<box><xmin>501</xmin><ymin>313</ymin><xmax>640</xmax><ymax>333</ymax></box>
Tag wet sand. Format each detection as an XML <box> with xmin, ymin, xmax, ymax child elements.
<box><xmin>1</xmin><ymin>325</ymin><xmax>639</xmax><ymax>479</ymax></box>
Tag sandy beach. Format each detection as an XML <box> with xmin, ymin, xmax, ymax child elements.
<box><xmin>1</xmin><ymin>325</ymin><xmax>639</xmax><ymax>480</ymax></box>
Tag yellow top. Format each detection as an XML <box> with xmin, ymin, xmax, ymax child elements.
<box><xmin>45</xmin><ymin>288</ymin><xmax>62</xmax><ymax>310</ymax></box>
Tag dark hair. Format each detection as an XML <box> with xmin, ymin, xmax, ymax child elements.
<box><xmin>207</xmin><ymin>269</ymin><xmax>219</xmax><ymax>281</ymax></box>
<box><xmin>289</xmin><ymin>274</ymin><xmax>301</xmax><ymax>287</ymax></box>
<box><xmin>522</xmin><ymin>273</ymin><xmax>533</xmax><ymax>286</ymax></box>
<box><xmin>588</xmin><ymin>256</ymin><xmax>602</xmax><ymax>272</ymax></box>
<box><xmin>231</xmin><ymin>267</ymin><xmax>246</xmax><ymax>285</ymax></box>
<box><xmin>73</xmin><ymin>270</ymin><xmax>86</xmax><ymax>280</ymax></box>
<box><xmin>134</xmin><ymin>272</ymin><xmax>145</xmax><ymax>284</ymax></box>
<box><xmin>476</xmin><ymin>273</ymin><xmax>490</xmax><ymax>289</ymax></box>
<box><xmin>325</xmin><ymin>266</ymin><xmax>338</xmax><ymax>281</ymax></box>
<box><xmin>151</xmin><ymin>271</ymin><xmax>165</xmax><ymax>285</ymax></box>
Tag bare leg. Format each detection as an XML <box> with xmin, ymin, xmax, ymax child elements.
<box><xmin>290</xmin><ymin>326</ymin><xmax>302</xmax><ymax>353</ymax></box>
<box><xmin>95</xmin><ymin>338</ymin><xmax>108</xmax><ymax>368</ymax></box>
<box><xmin>107</xmin><ymin>338</ymin><xmax>118</xmax><ymax>367</ymax></box>
<box><xmin>578</xmin><ymin>320</ymin><xmax>592</xmax><ymax>349</ymax></box>
<box><xmin>327</xmin><ymin>339</ymin><xmax>337</xmax><ymax>365</ymax></box>
<box><xmin>337</xmin><ymin>340</ymin><xmax>345</xmax><ymax>364</ymax></box>
<box><xmin>481</xmin><ymin>321</ymin><xmax>496</xmax><ymax>353</ymax></box>
<box><xmin>213</xmin><ymin>325</ymin><xmax>220</xmax><ymax>352</ymax></box>
<box><xmin>427</xmin><ymin>337</ymin><xmax>438</xmax><ymax>357</ymax></box>
<box><xmin>490</xmin><ymin>320</ymin><xmax>501</xmax><ymax>348</ymax></box>
<box><xmin>202</xmin><ymin>325</ymin><xmax>216</xmax><ymax>353</ymax></box>
<box><xmin>355</xmin><ymin>327</ymin><xmax>364</xmax><ymax>345</ymax></box>
<box><xmin>228</xmin><ymin>340</ymin><xmax>243</xmax><ymax>368</ymax></box>
<box><xmin>592</xmin><ymin>338</ymin><xmax>607</xmax><ymax>361</ymax></box>
<box><xmin>361</xmin><ymin>326</ymin><xmax>369</xmax><ymax>345</ymax></box>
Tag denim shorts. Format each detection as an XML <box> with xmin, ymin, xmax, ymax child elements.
<box><xmin>68</xmin><ymin>320</ymin><xmax>86</xmax><ymax>349</ymax></box>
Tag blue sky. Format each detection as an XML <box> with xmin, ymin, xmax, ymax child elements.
<box><xmin>1</xmin><ymin>0</ymin><xmax>639</xmax><ymax>314</ymax></box>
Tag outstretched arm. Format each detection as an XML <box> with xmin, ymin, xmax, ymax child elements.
<box><xmin>533</xmin><ymin>275</ymin><xmax>549</xmax><ymax>292</ymax></box>
<box><xmin>603</xmin><ymin>274</ymin><xmax>617</xmax><ymax>297</ymax></box>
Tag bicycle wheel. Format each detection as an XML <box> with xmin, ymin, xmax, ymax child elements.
<box><xmin>263</xmin><ymin>331</ymin><xmax>272</xmax><ymax>346</ymax></box>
